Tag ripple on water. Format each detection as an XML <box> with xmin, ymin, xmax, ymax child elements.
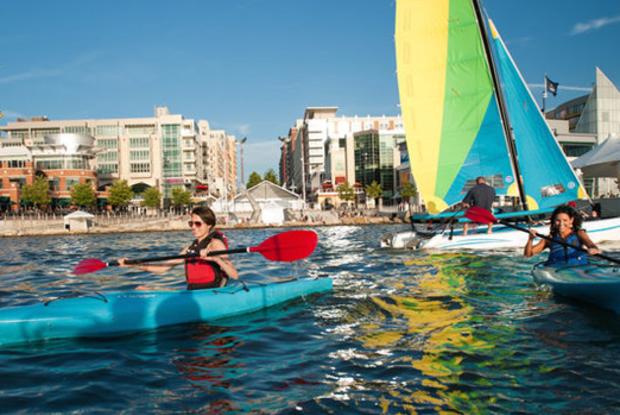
<box><xmin>1</xmin><ymin>225</ymin><xmax>620</xmax><ymax>413</ymax></box>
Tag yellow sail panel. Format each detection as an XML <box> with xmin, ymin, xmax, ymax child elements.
<box><xmin>395</xmin><ymin>0</ymin><xmax>450</xmax><ymax>213</ymax></box>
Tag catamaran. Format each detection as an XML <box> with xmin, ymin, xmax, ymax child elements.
<box><xmin>384</xmin><ymin>0</ymin><xmax>620</xmax><ymax>251</ymax></box>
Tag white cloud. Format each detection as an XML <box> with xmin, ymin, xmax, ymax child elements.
<box><xmin>571</xmin><ymin>15</ymin><xmax>620</xmax><ymax>35</ymax></box>
<box><xmin>0</xmin><ymin>51</ymin><xmax>100</xmax><ymax>84</ymax></box>
<box><xmin>242</xmin><ymin>140</ymin><xmax>280</xmax><ymax>178</ymax></box>
<box><xmin>236</xmin><ymin>124</ymin><xmax>251</xmax><ymax>136</ymax></box>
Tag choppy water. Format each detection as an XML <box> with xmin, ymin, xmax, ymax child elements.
<box><xmin>1</xmin><ymin>225</ymin><xmax>620</xmax><ymax>414</ymax></box>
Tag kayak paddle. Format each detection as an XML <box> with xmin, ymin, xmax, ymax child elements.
<box><xmin>73</xmin><ymin>229</ymin><xmax>319</xmax><ymax>275</ymax></box>
<box><xmin>465</xmin><ymin>206</ymin><xmax>620</xmax><ymax>265</ymax></box>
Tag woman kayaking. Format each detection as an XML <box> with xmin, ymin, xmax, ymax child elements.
<box><xmin>119</xmin><ymin>206</ymin><xmax>238</xmax><ymax>289</ymax></box>
<box><xmin>524</xmin><ymin>205</ymin><xmax>601</xmax><ymax>266</ymax></box>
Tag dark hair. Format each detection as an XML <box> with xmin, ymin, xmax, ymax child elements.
<box><xmin>191</xmin><ymin>206</ymin><xmax>216</xmax><ymax>227</ymax></box>
<box><xmin>476</xmin><ymin>176</ymin><xmax>486</xmax><ymax>184</ymax></box>
<box><xmin>550</xmin><ymin>204</ymin><xmax>582</xmax><ymax>236</ymax></box>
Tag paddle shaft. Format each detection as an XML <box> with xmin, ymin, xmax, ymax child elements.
<box><xmin>108</xmin><ymin>248</ymin><xmax>249</xmax><ymax>266</ymax></box>
<box><xmin>498</xmin><ymin>219</ymin><xmax>620</xmax><ymax>265</ymax></box>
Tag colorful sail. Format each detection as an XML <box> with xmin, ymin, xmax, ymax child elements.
<box><xmin>395</xmin><ymin>0</ymin><xmax>517</xmax><ymax>214</ymax></box>
<box><xmin>485</xmin><ymin>18</ymin><xmax>587</xmax><ymax>209</ymax></box>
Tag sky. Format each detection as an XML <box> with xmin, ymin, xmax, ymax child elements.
<box><xmin>1</xmin><ymin>0</ymin><xmax>619</xmax><ymax>178</ymax></box>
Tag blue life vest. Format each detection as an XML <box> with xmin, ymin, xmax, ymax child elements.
<box><xmin>545</xmin><ymin>232</ymin><xmax>588</xmax><ymax>267</ymax></box>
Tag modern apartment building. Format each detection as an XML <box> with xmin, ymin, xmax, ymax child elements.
<box><xmin>1</xmin><ymin>107</ymin><xmax>237</xmax><ymax>205</ymax></box>
<box><xmin>353</xmin><ymin>129</ymin><xmax>406</xmax><ymax>204</ymax></box>
<box><xmin>280</xmin><ymin>106</ymin><xmax>403</xmax><ymax>203</ymax></box>
<box><xmin>198</xmin><ymin>124</ymin><xmax>237</xmax><ymax>200</ymax></box>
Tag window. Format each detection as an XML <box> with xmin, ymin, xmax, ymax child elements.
<box><xmin>98</xmin><ymin>151</ymin><xmax>118</xmax><ymax>162</ymax></box>
<box><xmin>65</xmin><ymin>178</ymin><xmax>80</xmax><ymax>190</ymax></box>
<box><xmin>95</xmin><ymin>125</ymin><xmax>119</xmax><ymax>136</ymax></box>
<box><xmin>66</xmin><ymin>157</ymin><xmax>88</xmax><ymax>170</ymax></box>
<box><xmin>129</xmin><ymin>137</ymin><xmax>150</xmax><ymax>148</ymax></box>
<box><xmin>64</xmin><ymin>126</ymin><xmax>89</xmax><ymax>134</ymax></box>
<box><xmin>32</xmin><ymin>128</ymin><xmax>60</xmax><ymax>138</ymax></box>
<box><xmin>97</xmin><ymin>164</ymin><xmax>118</xmax><ymax>174</ymax></box>
<box><xmin>130</xmin><ymin>150</ymin><xmax>150</xmax><ymax>161</ymax></box>
<box><xmin>126</xmin><ymin>125</ymin><xmax>155</xmax><ymax>136</ymax></box>
<box><xmin>35</xmin><ymin>159</ymin><xmax>63</xmax><ymax>170</ymax></box>
<box><xmin>97</xmin><ymin>138</ymin><xmax>118</xmax><ymax>149</ymax></box>
<box><xmin>6</xmin><ymin>160</ymin><xmax>26</xmax><ymax>168</ymax></box>
<box><xmin>130</xmin><ymin>163</ymin><xmax>151</xmax><ymax>173</ymax></box>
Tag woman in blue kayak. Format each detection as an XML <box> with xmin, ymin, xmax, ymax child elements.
<box><xmin>119</xmin><ymin>206</ymin><xmax>238</xmax><ymax>289</ymax></box>
<box><xmin>524</xmin><ymin>205</ymin><xmax>600</xmax><ymax>266</ymax></box>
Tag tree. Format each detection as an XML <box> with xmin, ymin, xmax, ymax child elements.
<box><xmin>246</xmin><ymin>171</ymin><xmax>262</xmax><ymax>189</ymax></box>
<box><xmin>108</xmin><ymin>180</ymin><xmax>133</xmax><ymax>210</ymax></box>
<box><xmin>70</xmin><ymin>182</ymin><xmax>96</xmax><ymax>208</ymax></box>
<box><xmin>171</xmin><ymin>187</ymin><xmax>192</xmax><ymax>208</ymax></box>
<box><xmin>399</xmin><ymin>182</ymin><xmax>418</xmax><ymax>215</ymax></box>
<box><xmin>263</xmin><ymin>169</ymin><xmax>279</xmax><ymax>185</ymax></box>
<box><xmin>336</xmin><ymin>181</ymin><xmax>355</xmax><ymax>206</ymax></box>
<box><xmin>365</xmin><ymin>180</ymin><xmax>383</xmax><ymax>209</ymax></box>
<box><xmin>142</xmin><ymin>187</ymin><xmax>161</xmax><ymax>209</ymax></box>
<box><xmin>21</xmin><ymin>176</ymin><xmax>51</xmax><ymax>209</ymax></box>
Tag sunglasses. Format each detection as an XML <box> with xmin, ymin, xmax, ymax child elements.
<box><xmin>188</xmin><ymin>221</ymin><xmax>205</xmax><ymax>228</ymax></box>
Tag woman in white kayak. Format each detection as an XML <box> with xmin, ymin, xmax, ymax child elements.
<box><xmin>524</xmin><ymin>205</ymin><xmax>601</xmax><ymax>266</ymax></box>
<box><xmin>119</xmin><ymin>206</ymin><xmax>238</xmax><ymax>289</ymax></box>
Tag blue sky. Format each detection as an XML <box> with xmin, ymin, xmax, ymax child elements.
<box><xmin>1</xmin><ymin>0</ymin><xmax>619</xmax><ymax>177</ymax></box>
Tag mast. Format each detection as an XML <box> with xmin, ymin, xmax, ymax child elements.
<box><xmin>472</xmin><ymin>0</ymin><xmax>529</xmax><ymax>212</ymax></box>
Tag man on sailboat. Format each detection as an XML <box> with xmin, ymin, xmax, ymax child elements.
<box><xmin>462</xmin><ymin>177</ymin><xmax>496</xmax><ymax>235</ymax></box>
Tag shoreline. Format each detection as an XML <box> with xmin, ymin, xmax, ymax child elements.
<box><xmin>0</xmin><ymin>215</ymin><xmax>406</xmax><ymax>238</ymax></box>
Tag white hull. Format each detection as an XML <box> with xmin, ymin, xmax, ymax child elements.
<box><xmin>382</xmin><ymin>217</ymin><xmax>620</xmax><ymax>251</ymax></box>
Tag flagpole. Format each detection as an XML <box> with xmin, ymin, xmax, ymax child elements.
<box><xmin>542</xmin><ymin>73</ymin><xmax>547</xmax><ymax>113</ymax></box>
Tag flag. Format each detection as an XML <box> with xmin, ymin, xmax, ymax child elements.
<box><xmin>545</xmin><ymin>76</ymin><xmax>559</xmax><ymax>96</ymax></box>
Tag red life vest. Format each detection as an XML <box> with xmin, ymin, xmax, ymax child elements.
<box><xmin>185</xmin><ymin>231</ymin><xmax>229</xmax><ymax>289</ymax></box>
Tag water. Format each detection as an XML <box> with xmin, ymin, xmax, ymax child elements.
<box><xmin>1</xmin><ymin>225</ymin><xmax>620</xmax><ymax>414</ymax></box>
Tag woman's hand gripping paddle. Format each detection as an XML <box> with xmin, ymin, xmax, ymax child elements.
<box><xmin>73</xmin><ymin>229</ymin><xmax>319</xmax><ymax>275</ymax></box>
<box><xmin>464</xmin><ymin>206</ymin><xmax>620</xmax><ymax>265</ymax></box>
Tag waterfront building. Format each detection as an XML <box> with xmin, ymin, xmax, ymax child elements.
<box><xmin>547</xmin><ymin>67</ymin><xmax>620</xmax><ymax>196</ymax></box>
<box><xmin>353</xmin><ymin>129</ymin><xmax>406</xmax><ymax>206</ymax></box>
<box><xmin>1</xmin><ymin>107</ymin><xmax>237</xmax><ymax>206</ymax></box>
<box><xmin>198</xmin><ymin>123</ymin><xmax>237</xmax><ymax>202</ymax></box>
<box><xmin>0</xmin><ymin>133</ymin><xmax>101</xmax><ymax>211</ymax></box>
<box><xmin>280</xmin><ymin>107</ymin><xmax>403</xmax><ymax>205</ymax></box>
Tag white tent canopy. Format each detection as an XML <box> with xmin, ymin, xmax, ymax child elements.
<box><xmin>572</xmin><ymin>134</ymin><xmax>620</xmax><ymax>178</ymax></box>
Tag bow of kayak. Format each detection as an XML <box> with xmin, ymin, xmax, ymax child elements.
<box><xmin>0</xmin><ymin>277</ymin><xmax>332</xmax><ymax>347</ymax></box>
<box><xmin>532</xmin><ymin>264</ymin><xmax>620</xmax><ymax>313</ymax></box>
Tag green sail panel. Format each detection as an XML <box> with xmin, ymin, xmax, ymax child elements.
<box><xmin>396</xmin><ymin>0</ymin><xmax>516</xmax><ymax>213</ymax></box>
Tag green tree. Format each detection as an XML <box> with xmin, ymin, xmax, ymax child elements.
<box><xmin>246</xmin><ymin>171</ymin><xmax>262</xmax><ymax>189</ymax></box>
<box><xmin>171</xmin><ymin>187</ymin><xmax>192</xmax><ymax>208</ymax></box>
<box><xmin>70</xmin><ymin>182</ymin><xmax>96</xmax><ymax>208</ymax></box>
<box><xmin>108</xmin><ymin>180</ymin><xmax>133</xmax><ymax>210</ymax></box>
<box><xmin>399</xmin><ymin>182</ymin><xmax>417</xmax><ymax>215</ymax></box>
<box><xmin>263</xmin><ymin>168</ymin><xmax>279</xmax><ymax>185</ymax></box>
<box><xmin>337</xmin><ymin>181</ymin><xmax>355</xmax><ymax>206</ymax></box>
<box><xmin>21</xmin><ymin>176</ymin><xmax>51</xmax><ymax>209</ymax></box>
<box><xmin>142</xmin><ymin>187</ymin><xmax>161</xmax><ymax>209</ymax></box>
<box><xmin>365</xmin><ymin>180</ymin><xmax>383</xmax><ymax>209</ymax></box>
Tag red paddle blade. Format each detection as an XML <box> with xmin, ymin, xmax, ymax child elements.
<box><xmin>464</xmin><ymin>206</ymin><xmax>497</xmax><ymax>224</ymax></box>
<box><xmin>73</xmin><ymin>258</ymin><xmax>108</xmax><ymax>275</ymax></box>
<box><xmin>250</xmin><ymin>230</ymin><xmax>318</xmax><ymax>262</ymax></box>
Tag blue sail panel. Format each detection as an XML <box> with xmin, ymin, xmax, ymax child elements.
<box><xmin>444</xmin><ymin>94</ymin><xmax>516</xmax><ymax>205</ymax></box>
<box><xmin>488</xmin><ymin>21</ymin><xmax>581</xmax><ymax>209</ymax></box>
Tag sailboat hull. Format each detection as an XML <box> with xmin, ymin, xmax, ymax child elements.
<box><xmin>417</xmin><ymin>217</ymin><xmax>620</xmax><ymax>251</ymax></box>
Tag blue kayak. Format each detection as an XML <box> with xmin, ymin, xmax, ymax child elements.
<box><xmin>0</xmin><ymin>277</ymin><xmax>332</xmax><ymax>347</ymax></box>
<box><xmin>532</xmin><ymin>264</ymin><xmax>620</xmax><ymax>313</ymax></box>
